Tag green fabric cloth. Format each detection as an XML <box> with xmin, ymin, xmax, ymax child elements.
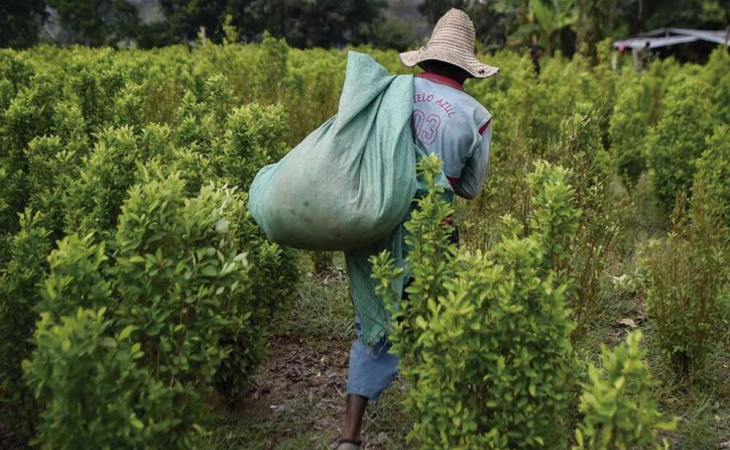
<box><xmin>249</xmin><ymin>50</ymin><xmax>453</xmax><ymax>345</ymax></box>
<box><xmin>345</xmin><ymin>185</ymin><xmax>453</xmax><ymax>346</ymax></box>
<box><xmin>249</xmin><ymin>51</ymin><xmax>418</xmax><ymax>251</ymax></box>
<box><xmin>344</xmin><ymin>216</ymin><xmax>406</xmax><ymax>346</ymax></box>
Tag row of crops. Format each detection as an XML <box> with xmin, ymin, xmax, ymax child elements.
<box><xmin>0</xmin><ymin>35</ymin><xmax>729</xmax><ymax>449</ymax></box>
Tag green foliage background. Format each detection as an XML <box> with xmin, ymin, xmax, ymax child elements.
<box><xmin>0</xmin><ymin>29</ymin><xmax>728</xmax><ymax>450</ymax></box>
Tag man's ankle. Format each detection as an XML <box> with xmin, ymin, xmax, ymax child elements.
<box><xmin>340</xmin><ymin>433</ymin><xmax>362</xmax><ymax>442</ymax></box>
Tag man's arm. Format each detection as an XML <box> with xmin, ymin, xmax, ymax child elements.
<box><xmin>448</xmin><ymin>121</ymin><xmax>492</xmax><ymax>200</ymax></box>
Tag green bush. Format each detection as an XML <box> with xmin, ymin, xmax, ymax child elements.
<box><xmin>218</xmin><ymin>103</ymin><xmax>288</xmax><ymax>191</ymax></box>
<box><xmin>113</xmin><ymin>171</ymin><xmax>251</xmax><ymax>394</ymax></box>
<box><xmin>0</xmin><ymin>60</ymin><xmax>299</xmax><ymax>433</ymax></box>
<box><xmin>0</xmin><ymin>167</ymin><xmax>14</xmax><ymax>233</ymax></box>
<box><xmin>36</xmin><ymin>233</ymin><xmax>111</xmax><ymax>319</ymax></box>
<box><xmin>23</xmin><ymin>308</ymin><xmax>192</xmax><ymax>450</ymax></box>
<box><xmin>610</xmin><ymin>79</ymin><xmax>650</xmax><ymax>186</ymax></box>
<box><xmin>50</xmin><ymin>100</ymin><xmax>89</xmax><ymax>155</ymax></box>
<box><xmin>68</xmin><ymin>58</ymin><xmax>127</xmax><ymax>134</ymax></box>
<box><xmin>214</xmin><ymin>191</ymin><xmax>298</xmax><ymax>398</ymax></box>
<box><xmin>2</xmin><ymin>72</ymin><xmax>62</xmax><ymax>155</ymax></box>
<box><xmin>21</xmin><ymin>169</ymin><xmax>290</xmax><ymax>448</ymax></box>
<box><xmin>112</xmin><ymin>81</ymin><xmax>146</xmax><ymax>129</ymax></box>
<box><xmin>0</xmin><ymin>210</ymin><xmax>51</xmax><ymax>439</ymax></box>
<box><xmin>63</xmin><ymin>126</ymin><xmax>142</xmax><ymax>234</ymax></box>
<box><xmin>556</xmin><ymin>103</ymin><xmax>618</xmax><ymax>334</ymax></box>
<box><xmin>695</xmin><ymin>125</ymin><xmax>730</xmax><ymax>227</ymax></box>
<box><xmin>703</xmin><ymin>47</ymin><xmax>730</xmax><ymax>125</ymax></box>
<box><xmin>645</xmin><ymin>180</ymin><xmax>729</xmax><ymax>374</ymax></box>
<box><xmin>645</xmin><ymin>78</ymin><xmax>714</xmax><ymax>211</ymax></box>
<box><xmin>0</xmin><ymin>72</ymin><xmax>64</xmax><ymax>233</ymax></box>
<box><xmin>0</xmin><ymin>51</ymin><xmax>34</xmax><ymax>102</ymax></box>
<box><xmin>254</xmin><ymin>33</ymin><xmax>289</xmax><ymax>104</ymax></box>
<box><xmin>25</xmin><ymin>135</ymin><xmax>82</xmax><ymax>237</ymax></box>
<box><xmin>573</xmin><ymin>330</ymin><xmax>677</xmax><ymax>450</ymax></box>
<box><xmin>373</xmin><ymin>156</ymin><xmax>578</xmax><ymax>449</ymax></box>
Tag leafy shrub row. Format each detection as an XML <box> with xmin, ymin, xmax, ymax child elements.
<box><xmin>644</xmin><ymin>179</ymin><xmax>730</xmax><ymax>374</ymax></box>
<box><xmin>23</xmin><ymin>172</ymin><xmax>275</xmax><ymax>449</ymax></box>
<box><xmin>374</xmin><ymin>156</ymin><xmax>675</xmax><ymax>450</ymax></box>
<box><xmin>2</xmin><ymin>39</ymin><xmax>728</xmax><ymax>448</ymax></box>
<box><xmin>0</xmin><ymin>53</ymin><xmax>298</xmax><ymax>446</ymax></box>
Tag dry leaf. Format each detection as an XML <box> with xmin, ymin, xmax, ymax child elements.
<box><xmin>616</xmin><ymin>318</ymin><xmax>638</xmax><ymax>328</ymax></box>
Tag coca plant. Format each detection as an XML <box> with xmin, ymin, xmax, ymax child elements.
<box><xmin>0</xmin><ymin>211</ymin><xmax>51</xmax><ymax>439</ymax></box>
<box><xmin>645</xmin><ymin>77</ymin><xmax>714</xmax><ymax>212</ymax></box>
<box><xmin>373</xmin><ymin>155</ymin><xmax>579</xmax><ymax>450</ymax></box>
<box><xmin>695</xmin><ymin>125</ymin><xmax>730</xmax><ymax>228</ymax></box>
<box><xmin>610</xmin><ymin>80</ymin><xmax>651</xmax><ymax>187</ymax></box>
<box><xmin>645</xmin><ymin>178</ymin><xmax>729</xmax><ymax>375</ymax></box>
<box><xmin>23</xmin><ymin>170</ymin><xmax>278</xmax><ymax>449</ymax></box>
<box><xmin>573</xmin><ymin>330</ymin><xmax>677</xmax><ymax>450</ymax></box>
<box><xmin>23</xmin><ymin>308</ymin><xmax>191</xmax><ymax>450</ymax></box>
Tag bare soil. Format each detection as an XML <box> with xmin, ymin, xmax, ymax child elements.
<box><xmin>243</xmin><ymin>333</ymin><xmax>351</xmax><ymax>448</ymax></box>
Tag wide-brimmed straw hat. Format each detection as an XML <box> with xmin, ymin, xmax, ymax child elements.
<box><xmin>400</xmin><ymin>8</ymin><xmax>499</xmax><ymax>79</ymax></box>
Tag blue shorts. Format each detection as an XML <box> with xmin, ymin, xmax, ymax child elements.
<box><xmin>346</xmin><ymin>318</ymin><xmax>399</xmax><ymax>401</ymax></box>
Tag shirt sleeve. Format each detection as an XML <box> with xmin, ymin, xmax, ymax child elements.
<box><xmin>450</xmin><ymin>121</ymin><xmax>492</xmax><ymax>200</ymax></box>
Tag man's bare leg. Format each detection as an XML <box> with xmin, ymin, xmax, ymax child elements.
<box><xmin>341</xmin><ymin>394</ymin><xmax>368</xmax><ymax>443</ymax></box>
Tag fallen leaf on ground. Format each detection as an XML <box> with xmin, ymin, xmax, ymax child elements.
<box><xmin>616</xmin><ymin>318</ymin><xmax>638</xmax><ymax>328</ymax></box>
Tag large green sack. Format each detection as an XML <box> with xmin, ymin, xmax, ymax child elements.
<box><xmin>249</xmin><ymin>51</ymin><xmax>417</xmax><ymax>251</ymax></box>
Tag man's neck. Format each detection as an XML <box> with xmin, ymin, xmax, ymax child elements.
<box><xmin>417</xmin><ymin>72</ymin><xmax>465</xmax><ymax>92</ymax></box>
<box><xmin>429</xmin><ymin>69</ymin><xmax>467</xmax><ymax>86</ymax></box>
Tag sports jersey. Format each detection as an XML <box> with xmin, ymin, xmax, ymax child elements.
<box><xmin>412</xmin><ymin>72</ymin><xmax>492</xmax><ymax>199</ymax></box>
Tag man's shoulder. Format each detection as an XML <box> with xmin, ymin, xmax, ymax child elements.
<box><xmin>467</xmin><ymin>94</ymin><xmax>490</xmax><ymax>117</ymax></box>
<box><xmin>456</xmin><ymin>91</ymin><xmax>490</xmax><ymax>129</ymax></box>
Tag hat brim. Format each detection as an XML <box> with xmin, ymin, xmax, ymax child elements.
<box><xmin>400</xmin><ymin>49</ymin><xmax>499</xmax><ymax>79</ymax></box>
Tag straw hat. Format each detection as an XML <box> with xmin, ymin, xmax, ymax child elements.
<box><xmin>400</xmin><ymin>8</ymin><xmax>499</xmax><ymax>79</ymax></box>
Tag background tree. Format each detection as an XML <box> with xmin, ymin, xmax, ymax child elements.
<box><xmin>491</xmin><ymin>0</ymin><xmax>576</xmax><ymax>55</ymax></box>
<box><xmin>575</xmin><ymin>0</ymin><xmax>622</xmax><ymax>58</ymax></box>
<box><xmin>241</xmin><ymin>0</ymin><xmax>387</xmax><ymax>48</ymax></box>
<box><xmin>47</xmin><ymin>0</ymin><xmax>141</xmax><ymax>46</ymax></box>
<box><xmin>370</xmin><ymin>17</ymin><xmax>418</xmax><ymax>51</ymax></box>
<box><xmin>109</xmin><ymin>0</ymin><xmax>141</xmax><ymax>44</ymax></box>
<box><xmin>158</xmin><ymin>0</ymin><xmax>232</xmax><ymax>43</ymax></box>
<box><xmin>0</xmin><ymin>0</ymin><xmax>48</xmax><ymax>49</ymax></box>
<box><xmin>419</xmin><ymin>0</ymin><xmax>470</xmax><ymax>25</ymax></box>
<box><xmin>158</xmin><ymin>0</ymin><xmax>387</xmax><ymax>47</ymax></box>
<box><xmin>529</xmin><ymin>0</ymin><xmax>577</xmax><ymax>54</ymax></box>
<box><xmin>2</xmin><ymin>0</ymin><xmax>729</xmax><ymax>53</ymax></box>
<box><xmin>618</xmin><ymin>0</ymin><xmax>730</xmax><ymax>35</ymax></box>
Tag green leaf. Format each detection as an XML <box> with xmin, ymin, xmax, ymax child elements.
<box><xmin>100</xmin><ymin>337</ymin><xmax>117</xmax><ymax>348</ymax></box>
<box><xmin>201</xmin><ymin>265</ymin><xmax>218</xmax><ymax>277</ymax></box>
<box><xmin>119</xmin><ymin>325</ymin><xmax>135</xmax><ymax>340</ymax></box>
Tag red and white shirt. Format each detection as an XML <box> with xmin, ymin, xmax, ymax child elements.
<box><xmin>412</xmin><ymin>72</ymin><xmax>492</xmax><ymax>200</ymax></box>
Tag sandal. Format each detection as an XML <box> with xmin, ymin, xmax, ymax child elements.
<box><xmin>336</xmin><ymin>439</ymin><xmax>362</xmax><ymax>450</ymax></box>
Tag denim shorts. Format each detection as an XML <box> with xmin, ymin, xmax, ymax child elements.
<box><xmin>346</xmin><ymin>318</ymin><xmax>399</xmax><ymax>401</ymax></box>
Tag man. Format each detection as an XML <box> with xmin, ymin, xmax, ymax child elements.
<box><xmin>337</xmin><ymin>9</ymin><xmax>498</xmax><ymax>450</ymax></box>
<box><xmin>530</xmin><ymin>35</ymin><xmax>544</xmax><ymax>75</ymax></box>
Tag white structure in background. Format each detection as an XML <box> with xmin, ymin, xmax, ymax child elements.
<box><xmin>614</xmin><ymin>28</ymin><xmax>730</xmax><ymax>49</ymax></box>
<box><xmin>613</xmin><ymin>28</ymin><xmax>730</xmax><ymax>72</ymax></box>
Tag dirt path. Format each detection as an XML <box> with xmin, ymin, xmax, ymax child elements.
<box><xmin>243</xmin><ymin>333</ymin><xmax>351</xmax><ymax>448</ymax></box>
<box><xmin>211</xmin><ymin>265</ymin><xmax>412</xmax><ymax>450</ymax></box>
